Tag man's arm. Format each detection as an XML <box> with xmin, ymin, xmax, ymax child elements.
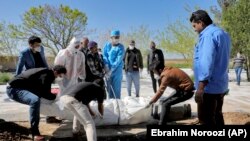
<box><xmin>110</xmin><ymin>45</ymin><xmax>125</xmax><ymax>71</ymax></box>
<box><xmin>41</xmin><ymin>46</ymin><xmax>49</xmax><ymax>68</ymax></box>
<box><xmin>150</xmin><ymin>76</ymin><xmax>169</xmax><ymax>103</ymax></box>
<box><xmin>159</xmin><ymin>49</ymin><xmax>165</xmax><ymax>67</ymax></box>
<box><xmin>40</xmin><ymin>71</ymin><xmax>56</xmax><ymax>100</ymax></box>
<box><xmin>16</xmin><ymin>52</ymin><xmax>25</xmax><ymax>75</ymax></box>
<box><xmin>98</xmin><ymin>103</ymin><xmax>104</xmax><ymax>116</ymax></box>
<box><xmin>102</xmin><ymin>43</ymin><xmax>110</xmax><ymax>67</ymax></box>
<box><xmin>78</xmin><ymin>53</ymin><xmax>86</xmax><ymax>80</ymax></box>
<box><xmin>198</xmin><ymin>36</ymin><xmax>217</xmax><ymax>83</ymax></box>
<box><xmin>138</xmin><ymin>50</ymin><xmax>144</xmax><ymax>69</ymax></box>
<box><xmin>87</xmin><ymin>104</ymin><xmax>96</xmax><ymax>116</ymax></box>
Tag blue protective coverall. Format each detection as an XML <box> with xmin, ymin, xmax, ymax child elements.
<box><xmin>103</xmin><ymin>42</ymin><xmax>125</xmax><ymax>99</ymax></box>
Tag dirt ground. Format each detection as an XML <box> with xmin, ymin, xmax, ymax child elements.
<box><xmin>1</xmin><ymin>112</ymin><xmax>250</xmax><ymax>141</ymax></box>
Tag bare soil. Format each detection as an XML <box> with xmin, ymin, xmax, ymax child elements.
<box><xmin>1</xmin><ymin>112</ymin><xmax>250</xmax><ymax>141</ymax></box>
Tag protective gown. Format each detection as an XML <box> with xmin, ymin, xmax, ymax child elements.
<box><xmin>54</xmin><ymin>37</ymin><xmax>86</xmax><ymax>96</ymax></box>
<box><xmin>103</xmin><ymin>42</ymin><xmax>125</xmax><ymax>99</ymax></box>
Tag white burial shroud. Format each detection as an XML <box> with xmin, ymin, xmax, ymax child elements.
<box><xmin>40</xmin><ymin>87</ymin><xmax>176</xmax><ymax>126</ymax></box>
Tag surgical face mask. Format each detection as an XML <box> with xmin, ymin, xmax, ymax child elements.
<box><xmin>151</xmin><ymin>46</ymin><xmax>155</xmax><ymax>50</ymax></box>
<box><xmin>34</xmin><ymin>47</ymin><xmax>41</xmax><ymax>52</ymax></box>
<box><xmin>237</xmin><ymin>53</ymin><xmax>241</xmax><ymax>58</ymax></box>
<box><xmin>112</xmin><ymin>38</ymin><xmax>119</xmax><ymax>45</ymax></box>
<box><xmin>55</xmin><ymin>77</ymin><xmax>63</xmax><ymax>83</ymax></box>
<box><xmin>154</xmin><ymin>74</ymin><xmax>160</xmax><ymax>80</ymax></box>
<box><xmin>129</xmin><ymin>45</ymin><xmax>135</xmax><ymax>50</ymax></box>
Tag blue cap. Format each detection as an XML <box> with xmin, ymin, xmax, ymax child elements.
<box><xmin>110</xmin><ymin>30</ymin><xmax>120</xmax><ymax>37</ymax></box>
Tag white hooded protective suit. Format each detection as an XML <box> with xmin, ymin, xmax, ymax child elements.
<box><xmin>54</xmin><ymin>37</ymin><xmax>86</xmax><ymax>97</ymax></box>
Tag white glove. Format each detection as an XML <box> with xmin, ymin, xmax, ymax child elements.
<box><xmin>97</xmin><ymin>112</ymin><xmax>103</xmax><ymax>119</ymax></box>
<box><xmin>92</xmin><ymin>114</ymin><xmax>97</xmax><ymax>119</ymax></box>
<box><xmin>104</xmin><ymin>65</ymin><xmax>110</xmax><ymax>74</ymax></box>
<box><xmin>105</xmin><ymin>70</ymin><xmax>112</xmax><ymax>79</ymax></box>
<box><xmin>145</xmin><ymin>102</ymin><xmax>153</xmax><ymax>109</ymax></box>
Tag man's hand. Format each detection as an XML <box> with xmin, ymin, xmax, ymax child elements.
<box><xmin>194</xmin><ymin>81</ymin><xmax>207</xmax><ymax>103</ymax></box>
<box><xmin>194</xmin><ymin>89</ymin><xmax>204</xmax><ymax>103</ymax></box>
<box><xmin>145</xmin><ymin>101</ymin><xmax>153</xmax><ymax>109</ymax></box>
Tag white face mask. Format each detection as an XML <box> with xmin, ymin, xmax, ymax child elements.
<box><xmin>129</xmin><ymin>45</ymin><xmax>135</xmax><ymax>50</ymax></box>
<box><xmin>34</xmin><ymin>47</ymin><xmax>41</xmax><ymax>52</ymax></box>
<box><xmin>154</xmin><ymin>74</ymin><xmax>161</xmax><ymax>80</ymax></box>
<box><xmin>237</xmin><ymin>53</ymin><xmax>241</xmax><ymax>58</ymax></box>
<box><xmin>55</xmin><ymin>77</ymin><xmax>63</xmax><ymax>83</ymax></box>
<box><xmin>112</xmin><ymin>38</ymin><xmax>119</xmax><ymax>45</ymax></box>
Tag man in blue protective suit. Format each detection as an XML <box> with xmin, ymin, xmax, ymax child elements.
<box><xmin>102</xmin><ymin>30</ymin><xmax>125</xmax><ymax>99</ymax></box>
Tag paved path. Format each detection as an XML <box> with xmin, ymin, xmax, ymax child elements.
<box><xmin>0</xmin><ymin>69</ymin><xmax>249</xmax><ymax>121</ymax></box>
<box><xmin>0</xmin><ymin>69</ymin><xmax>249</xmax><ymax>140</ymax></box>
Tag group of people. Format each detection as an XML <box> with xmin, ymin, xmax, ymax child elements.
<box><xmin>6</xmin><ymin>9</ymin><xmax>232</xmax><ymax>141</ymax></box>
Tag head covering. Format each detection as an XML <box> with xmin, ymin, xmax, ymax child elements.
<box><xmin>67</xmin><ymin>37</ymin><xmax>80</xmax><ymax>52</ymax></box>
<box><xmin>88</xmin><ymin>41</ymin><xmax>98</xmax><ymax>49</ymax></box>
<box><xmin>110</xmin><ymin>30</ymin><xmax>120</xmax><ymax>37</ymax></box>
<box><xmin>130</xmin><ymin>40</ymin><xmax>135</xmax><ymax>45</ymax></box>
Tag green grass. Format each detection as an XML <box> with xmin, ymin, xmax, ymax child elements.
<box><xmin>0</xmin><ymin>72</ymin><xmax>13</xmax><ymax>84</ymax></box>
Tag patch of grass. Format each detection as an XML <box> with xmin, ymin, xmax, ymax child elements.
<box><xmin>0</xmin><ymin>72</ymin><xmax>13</xmax><ymax>84</ymax></box>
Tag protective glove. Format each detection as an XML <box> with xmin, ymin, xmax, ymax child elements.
<box><xmin>97</xmin><ymin>112</ymin><xmax>103</xmax><ymax>119</ymax></box>
<box><xmin>145</xmin><ymin>102</ymin><xmax>153</xmax><ymax>109</ymax></box>
<box><xmin>105</xmin><ymin>71</ymin><xmax>112</xmax><ymax>79</ymax></box>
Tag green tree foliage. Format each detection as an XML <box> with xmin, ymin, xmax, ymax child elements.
<box><xmin>10</xmin><ymin>4</ymin><xmax>88</xmax><ymax>56</ymax></box>
<box><xmin>124</xmin><ymin>25</ymin><xmax>152</xmax><ymax>59</ymax></box>
<box><xmin>0</xmin><ymin>22</ymin><xmax>19</xmax><ymax>56</ymax></box>
<box><xmin>158</xmin><ymin>21</ymin><xmax>197</xmax><ymax>64</ymax></box>
<box><xmin>222</xmin><ymin>0</ymin><xmax>250</xmax><ymax>81</ymax></box>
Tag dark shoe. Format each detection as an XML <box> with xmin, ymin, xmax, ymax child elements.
<box><xmin>46</xmin><ymin>117</ymin><xmax>62</xmax><ymax>124</ymax></box>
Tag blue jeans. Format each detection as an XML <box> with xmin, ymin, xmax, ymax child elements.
<box><xmin>235</xmin><ymin>66</ymin><xmax>243</xmax><ymax>85</ymax></box>
<box><xmin>6</xmin><ymin>87</ymin><xmax>41</xmax><ymax>135</ymax></box>
<box><xmin>125</xmin><ymin>71</ymin><xmax>140</xmax><ymax>97</ymax></box>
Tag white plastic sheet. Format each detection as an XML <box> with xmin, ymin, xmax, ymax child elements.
<box><xmin>40</xmin><ymin>96</ymin><xmax>152</xmax><ymax>126</ymax></box>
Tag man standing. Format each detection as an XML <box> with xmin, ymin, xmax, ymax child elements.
<box><xmin>233</xmin><ymin>51</ymin><xmax>245</xmax><ymax>86</ymax></box>
<box><xmin>80</xmin><ymin>37</ymin><xmax>89</xmax><ymax>56</ymax></box>
<box><xmin>54</xmin><ymin>37</ymin><xmax>86</xmax><ymax>134</ymax></box>
<box><xmin>103</xmin><ymin>30</ymin><xmax>125</xmax><ymax>99</ymax></box>
<box><xmin>147</xmin><ymin>41</ymin><xmax>165</xmax><ymax>93</ymax></box>
<box><xmin>86</xmin><ymin>41</ymin><xmax>105</xmax><ymax>89</ymax></box>
<box><xmin>7</xmin><ymin>66</ymin><xmax>67</xmax><ymax>140</ymax></box>
<box><xmin>146</xmin><ymin>67</ymin><xmax>194</xmax><ymax>125</ymax></box>
<box><xmin>16</xmin><ymin>36</ymin><xmax>48</xmax><ymax>75</ymax></box>
<box><xmin>190</xmin><ymin>10</ymin><xmax>231</xmax><ymax>125</ymax></box>
<box><xmin>124</xmin><ymin>40</ymin><xmax>143</xmax><ymax>97</ymax></box>
<box><xmin>15</xmin><ymin>36</ymin><xmax>60</xmax><ymax>124</ymax></box>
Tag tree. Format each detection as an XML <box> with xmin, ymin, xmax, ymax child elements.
<box><xmin>158</xmin><ymin>21</ymin><xmax>196</xmax><ymax>64</ymax></box>
<box><xmin>0</xmin><ymin>22</ymin><xmax>19</xmax><ymax>56</ymax></box>
<box><xmin>210</xmin><ymin>0</ymin><xmax>237</xmax><ymax>25</ymax></box>
<box><xmin>222</xmin><ymin>0</ymin><xmax>250</xmax><ymax>81</ymax></box>
<box><xmin>124</xmin><ymin>25</ymin><xmax>152</xmax><ymax>59</ymax></box>
<box><xmin>10</xmin><ymin>4</ymin><xmax>88</xmax><ymax>56</ymax></box>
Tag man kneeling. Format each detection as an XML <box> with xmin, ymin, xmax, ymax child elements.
<box><xmin>146</xmin><ymin>67</ymin><xmax>194</xmax><ymax>125</ymax></box>
<box><xmin>60</xmin><ymin>82</ymin><xmax>104</xmax><ymax>141</ymax></box>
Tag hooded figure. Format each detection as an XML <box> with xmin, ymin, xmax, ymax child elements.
<box><xmin>54</xmin><ymin>37</ymin><xmax>86</xmax><ymax>95</ymax></box>
<box><xmin>103</xmin><ymin>30</ymin><xmax>125</xmax><ymax>99</ymax></box>
<box><xmin>54</xmin><ymin>37</ymin><xmax>86</xmax><ymax>134</ymax></box>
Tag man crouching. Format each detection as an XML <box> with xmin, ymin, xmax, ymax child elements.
<box><xmin>60</xmin><ymin>82</ymin><xmax>104</xmax><ymax>141</ymax></box>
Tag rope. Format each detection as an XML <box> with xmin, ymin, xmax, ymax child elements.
<box><xmin>104</xmin><ymin>76</ymin><xmax>121</xmax><ymax>125</ymax></box>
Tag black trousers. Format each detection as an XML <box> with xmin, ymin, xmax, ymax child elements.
<box><xmin>201</xmin><ymin>93</ymin><xmax>225</xmax><ymax>126</ymax></box>
<box><xmin>159</xmin><ymin>90</ymin><xmax>194</xmax><ymax>125</ymax></box>
<box><xmin>150</xmin><ymin>71</ymin><xmax>161</xmax><ymax>93</ymax></box>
